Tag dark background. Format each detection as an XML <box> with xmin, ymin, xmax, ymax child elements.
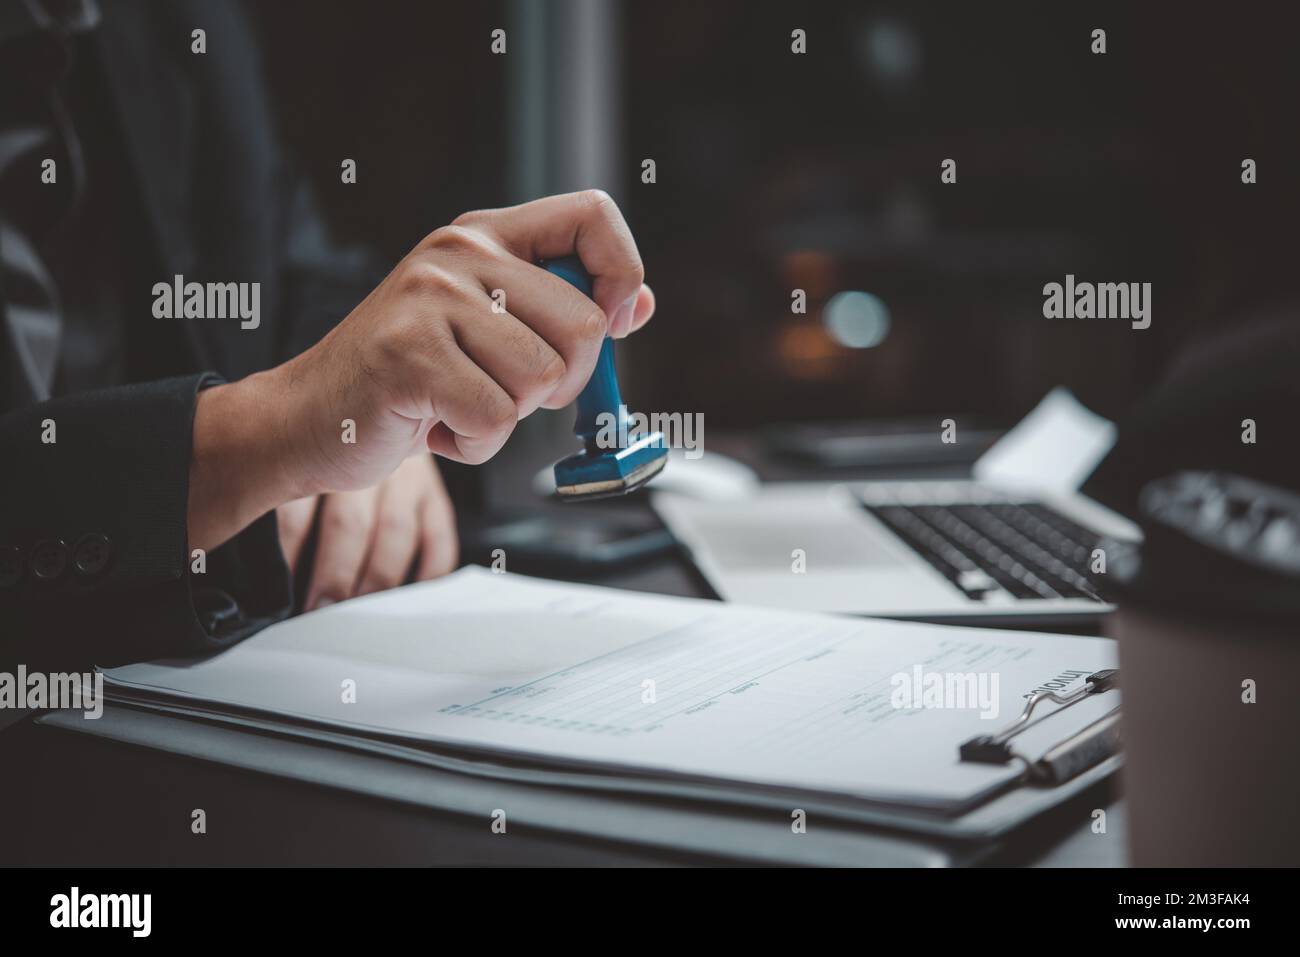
<box><xmin>251</xmin><ymin>0</ymin><xmax>1299</xmax><ymax>432</ymax></box>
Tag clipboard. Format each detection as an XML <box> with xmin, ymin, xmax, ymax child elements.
<box><xmin>960</xmin><ymin>669</ymin><xmax>1121</xmax><ymax>786</ymax></box>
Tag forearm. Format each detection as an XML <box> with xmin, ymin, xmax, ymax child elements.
<box><xmin>188</xmin><ymin>367</ymin><xmax>310</xmax><ymax>553</ymax></box>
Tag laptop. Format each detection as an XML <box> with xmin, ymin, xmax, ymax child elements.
<box><xmin>652</xmin><ymin>390</ymin><xmax>1141</xmax><ymax>625</ymax></box>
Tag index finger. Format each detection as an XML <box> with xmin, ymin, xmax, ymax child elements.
<box><xmin>452</xmin><ymin>190</ymin><xmax>645</xmax><ymax>324</ymax></box>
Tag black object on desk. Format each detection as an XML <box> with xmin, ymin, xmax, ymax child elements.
<box><xmin>460</xmin><ymin>510</ymin><xmax>677</xmax><ymax>576</ymax></box>
<box><xmin>765</xmin><ymin>420</ymin><xmax>1003</xmax><ymax>470</ymax></box>
<box><xmin>1102</xmin><ymin>470</ymin><xmax>1300</xmax><ymax>867</ymax></box>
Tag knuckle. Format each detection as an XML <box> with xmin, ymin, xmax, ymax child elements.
<box><xmin>577</xmin><ymin>190</ymin><xmax>642</xmax><ymax>284</ymax></box>
<box><xmin>461</xmin><ymin>448</ymin><xmax>490</xmax><ymax>467</ymax></box>
<box><xmin>397</xmin><ymin>258</ymin><xmax>460</xmax><ymax>297</ymax></box>
<box><xmin>537</xmin><ymin>350</ymin><xmax>566</xmax><ymax>390</ymax></box>
<box><xmin>375</xmin><ymin>327</ymin><xmax>414</xmax><ymax>372</ymax></box>
<box><xmin>450</xmin><ymin>208</ymin><xmax>488</xmax><ymax>229</ymax></box>
<box><xmin>318</xmin><ymin>574</ymin><xmax>350</xmax><ymax>595</ymax></box>
<box><xmin>428</xmin><ymin>223</ymin><xmax>491</xmax><ymax>257</ymax></box>
<box><xmin>428</xmin><ymin>224</ymin><xmax>471</xmax><ymax>249</ymax></box>
<box><xmin>469</xmin><ymin>376</ymin><xmax>518</xmax><ymax>442</ymax></box>
<box><xmin>360</xmin><ymin>568</ymin><xmax>399</xmax><ymax>594</ymax></box>
<box><xmin>579</xmin><ymin>188</ymin><xmax>616</xmax><ymax>214</ymax></box>
<box><xmin>577</xmin><ymin>303</ymin><xmax>609</xmax><ymax>345</ymax></box>
<box><xmin>625</xmin><ymin>253</ymin><xmax>646</xmax><ymax>287</ymax></box>
<box><xmin>377</xmin><ymin>509</ymin><xmax>408</xmax><ymax>538</ymax></box>
<box><xmin>486</xmin><ymin>393</ymin><xmax>518</xmax><ymax>433</ymax></box>
<box><xmin>313</xmin><ymin>564</ymin><xmax>352</xmax><ymax>597</ymax></box>
<box><xmin>324</xmin><ymin>503</ymin><xmax>367</xmax><ymax>536</ymax></box>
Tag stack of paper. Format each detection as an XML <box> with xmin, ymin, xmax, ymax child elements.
<box><xmin>104</xmin><ymin>569</ymin><xmax>1118</xmax><ymax>816</ymax></box>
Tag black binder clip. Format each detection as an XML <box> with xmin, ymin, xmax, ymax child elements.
<box><xmin>959</xmin><ymin>669</ymin><xmax>1120</xmax><ymax>785</ymax></box>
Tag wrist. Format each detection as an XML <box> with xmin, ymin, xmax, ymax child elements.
<box><xmin>188</xmin><ymin>366</ymin><xmax>313</xmax><ymax>552</ymax></box>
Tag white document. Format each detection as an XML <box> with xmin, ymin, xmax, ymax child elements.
<box><xmin>974</xmin><ymin>387</ymin><xmax>1117</xmax><ymax>495</ymax></box>
<box><xmin>105</xmin><ymin>569</ymin><xmax>1118</xmax><ymax>811</ymax></box>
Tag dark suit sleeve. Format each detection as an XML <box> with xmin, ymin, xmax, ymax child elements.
<box><xmin>0</xmin><ymin>373</ymin><xmax>291</xmax><ymax>671</ymax></box>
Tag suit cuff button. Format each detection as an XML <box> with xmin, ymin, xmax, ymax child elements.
<box><xmin>32</xmin><ymin>539</ymin><xmax>69</xmax><ymax>581</ymax></box>
<box><xmin>74</xmin><ymin>533</ymin><xmax>113</xmax><ymax>577</ymax></box>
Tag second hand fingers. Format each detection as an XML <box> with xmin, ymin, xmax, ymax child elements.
<box><xmin>276</xmin><ymin>495</ymin><xmax>319</xmax><ymax>574</ymax></box>
<box><xmin>355</xmin><ymin>460</ymin><xmax>424</xmax><ymax>597</ymax></box>
<box><xmin>416</xmin><ymin>459</ymin><xmax>459</xmax><ymax>579</ymax></box>
<box><xmin>305</xmin><ymin>489</ymin><xmax>378</xmax><ymax>611</ymax></box>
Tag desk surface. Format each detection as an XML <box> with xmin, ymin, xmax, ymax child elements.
<box><xmin>0</xmin><ymin>429</ymin><xmax>1126</xmax><ymax>866</ymax></box>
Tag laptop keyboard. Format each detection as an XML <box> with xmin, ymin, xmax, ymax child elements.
<box><xmin>862</xmin><ymin>501</ymin><xmax>1104</xmax><ymax>602</ymax></box>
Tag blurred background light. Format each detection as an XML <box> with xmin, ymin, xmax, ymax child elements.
<box><xmin>858</xmin><ymin>16</ymin><xmax>922</xmax><ymax>92</ymax></box>
<box><xmin>823</xmin><ymin>290</ymin><xmax>892</xmax><ymax>349</ymax></box>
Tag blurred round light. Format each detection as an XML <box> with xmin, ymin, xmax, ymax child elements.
<box><xmin>823</xmin><ymin>291</ymin><xmax>891</xmax><ymax>349</ymax></box>
<box><xmin>860</xmin><ymin>18</ymin><xmax>922</xmax><ymax>88</ymax></box>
